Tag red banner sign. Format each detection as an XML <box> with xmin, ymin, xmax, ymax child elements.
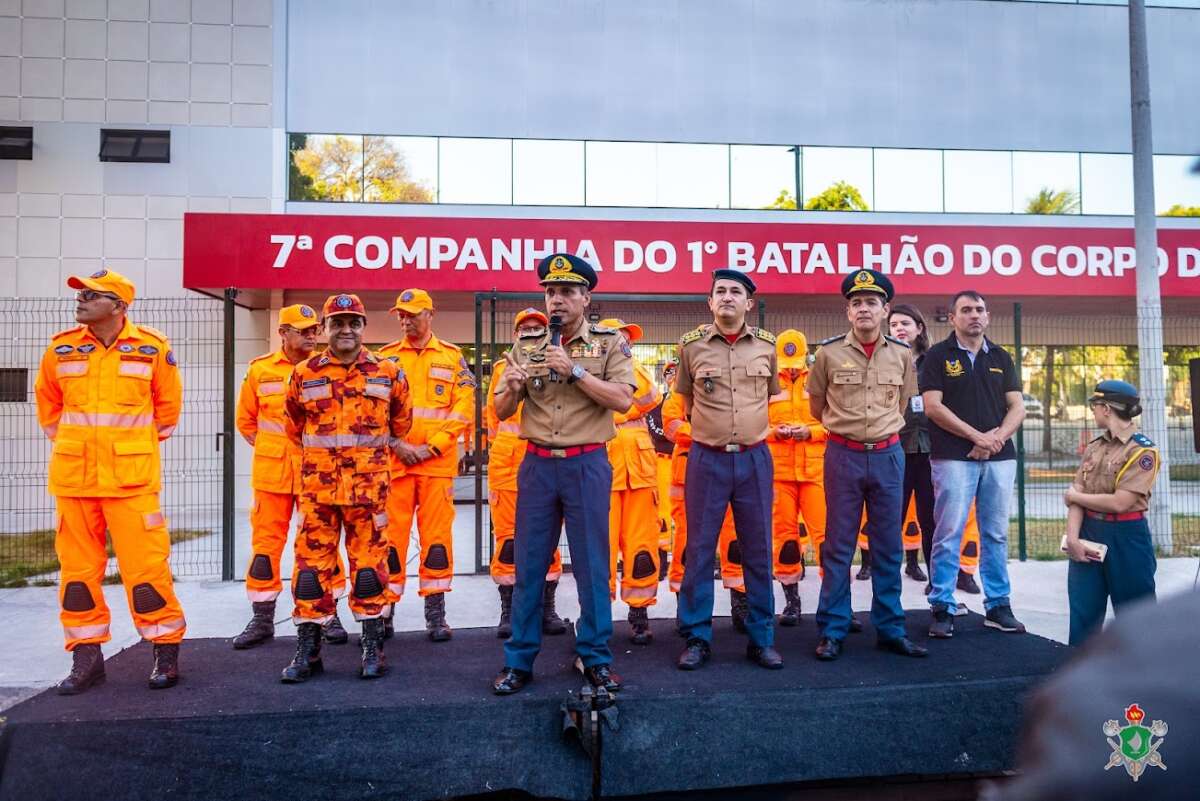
<box><xmin>183</xmin><ymin>212</ymin><xmax>1200</xmax><ymax>296</ymax></box>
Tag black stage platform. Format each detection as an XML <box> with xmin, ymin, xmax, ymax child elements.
<box><xmin>0</xmin><ymin>611</ymin><xmax>1070</xmax><ymax>801</ymax></box>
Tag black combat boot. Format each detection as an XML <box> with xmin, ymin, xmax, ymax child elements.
<box><xmin>383</xmin><ymin>603</ymin><xmax>395</xmax><ymax>640</ymax></box>
<box><xmin>730</xmin><ymin>589</ymin><xmax>748</xmax><ymax>633</ymax></box>
<box><xmin>628</xmin><ymin>606</ymin><xmax>652</xmax><ymax>645</ymax></box>
<box><xmin>905</xmin><ymin>550</ymin><xmax>928</xmax><ymax>582</ymax></box>
<box><xmin>57</xmin><ymin>643</ymin><xmax>105</xmax><ymax>695</ymax></box>
<box><xmin>359</xmin><ymin>618</ymin><xmax>388</xmax><ymax>679</ymax></box>
<box><xmin>542</xmin><ymin>580</ymin><xmax>567</xmax><ymax>635</ymax></box>
<box><xmin>856</xmin><ymin>547</ymin><xmax>872</xmax><ymax>580</ymax></box>
<box><xmin>148</xmin><ymin>643</ymin><xmax>179</xmax><ymax>690</ymax></box>
<box><xmin>496</xmin><ymin>585</ymin><xmax>513</xmax><ymax>638</ymax></box>
<box><xmin>281</xmin><ymin>622</ymin><xmax>324</xmax><ymax>683</ymax></box>
<box><xmin>424</xmin><ymin>593</ymin><xmax>452</xmax><ymax>642</ymax></box>
<box><xmin>323</xmin><ymin>605</ymin><xmax>349</xmax><ymax>645</ymax></box>
<box><xmin>232</xmin><ymin>600</ymin><xmax>275</xmax><ymax>649</ymax></box>
<box><xmin>779</xmin><ymin>582</ymin><xmax>802</xmax><ymax>626</ymax></box>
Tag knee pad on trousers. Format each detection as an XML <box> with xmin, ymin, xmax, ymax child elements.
<box><xmin>424</xmin><ymin>544</ymin><xmax>450</xmax><ymax>571</ymax></box>
<box><xmin>497</xmin><ymin>539</ymin><xmax>515</xmax><ymax>565</ymax></box>
<box><xmin>962</xmin><ymin>540</ymin><xmax>979</xmax><ymax>559</ymax></box>
<box><xmin>798</xmin><ymin>522</ymin><xmax>808</xmax><ymax>538</ymax></box>
<box><xmin>131</xmin><ymin>583</ymin><xmax>167</xmax><ymax>614</ymax></box>
<box><xmin>631</xmin><ymin>551</ymin><xmax>656</xmax><ymax>580</ymax></box>
<box><xmin>353</xmin><ymin>568</ymin><xmax>383</xmax><ymax>599</ymax></box>
<box><xmin>905</xmin><ymin>521</ymin><xmax>919</xmax><ymax>538</ymax></box>
<box><xmin>726</xmin><ymin>540</ymin><xmax>742</xmax><ymax>566</ymax></box>
<box><xmin>62</xmin><ymin>581</ymin><xmax>96</xmax><ymax>612</ymax></box>
<box><xmin>248</xmin><ymin>554</ymin><xmax>273</xmax><ymax>581</ymax></box>
<box><xmin>387</xmin><ymin>546</ymin><xmax>402</xmax><ymax>574</ymax></box>
<box><xmin>295</xmin><ymin>569</ymin><xmax>324</xmax><ymax>601</ymax></box>
<box><xmin>779</xmin><ymin>541</ymin><xmax>801</xmax><ymax>565</ymax></box>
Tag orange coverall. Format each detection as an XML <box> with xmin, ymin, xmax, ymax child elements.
<box><xmin>236</xmin><ymin>350</ymin><xmax>346</xmax><ymax>602</ymax></box>
<box><xmin>661</xmin><ymin>387</ymin><xmax>737</xmax><ymax>592</ymax></box>
<box><xmin>859</xmin><ymin>502</ymin><xmax>980</xmax><ymax>572</ymax></box>
<box><xmin>285</xmin><ymin>349</ymin><xmax>411</xmax><ymax>622</ymax></box>
<box><xmin>485</xmin><ymin>358</ymin><xmax>562</xmax><ymax>584</ymax></box>
<box><xmin>35</xmin><ymin>319</ymin><xmax>187</xmax><ymax>650</ymax></box>
<box><xmin>607</xmin><ymin>359</ymin><xmax>663</xmax><ymax>605</ymax></box>
<box><xmin>378</xmin><ymin>336</ymin><xmax>474</xmax><ymax>598</ymax></box>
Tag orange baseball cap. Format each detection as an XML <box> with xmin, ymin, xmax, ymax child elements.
<box><xmin>392</xmin><ymin>288</ymin><xmax>434</xmax><ymax>314</ymax></box>
<box><xmin>67</xmin><ymin>268</ymin><xmax>135</xmax><ymax>305</ymax></box>
<box><xmin>776</xmin><ymin>329</ymin><xmax>809</xmax><ymax>369</ymax></box>
<box><xmin>598</xmin><ymin>317</ymin><xmax>643</xmax><ymax>344</ymax></box>
<box><xmin>514</xmin><ymin>307</ymin><xmax>549</xmax><ymax>329</ymax></box>
<box><xmin>321</xmin><ymin>293</ymin><xmax>367</xmax><ymax>319</ymax></box>
<box><xmin>279</xmin><ymin>303</ymin><xmax>320</xmax><ymax>330</ymax></box>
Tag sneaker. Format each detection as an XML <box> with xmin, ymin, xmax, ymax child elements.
<box><xmin>984</xmin><ymin>605</ymin><xmax>1026</xmax><ymax>633</ymax></box>
<box><xmin>928</xmin><ymin>608</ymin><xmax>954</xmax><ymax>639</ymax></box>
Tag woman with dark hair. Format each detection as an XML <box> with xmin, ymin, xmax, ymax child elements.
<box><xmin>888</xmin><ymin>303</ymin><xmax>934</xmax><ymax>583</ymax></box>
<box><xmin>1063</xmin><ymin>380</ymin><xmax>1159</xmax><ymax>646</ymax></box>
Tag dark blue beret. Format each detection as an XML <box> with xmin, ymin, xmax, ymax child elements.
<box><xmin>711</xmin><ymin>268</ymin><xmax>757</xmax><ymax>294</ymax></box>
<box><xmin>537</xmin><ymin>253</ymin><xmax>597</xmax><ymax>290</ymax></box>
<box><xmin>841</xmin><ymin>269</ymin><xmax>894</xmax><ymax>302</ymax></box>
<box><xmin>1090</xmin><ymin>379</ymin><xmax>1139</xmax><ymax>407</ymax></box>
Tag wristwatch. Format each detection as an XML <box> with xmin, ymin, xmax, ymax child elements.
<box><xmin>570</xmin><ymin>363</ymin><xmax>586</xmax><ymax>382</ymax></box>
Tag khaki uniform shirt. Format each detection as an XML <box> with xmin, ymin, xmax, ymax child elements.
<box><xmin>675</xmin><ymin>324</ymin><xmax>780</xmax><ymax>448</ymax></box>
<box><xmin>499</xmin><ymin>321</ymin><xmax>636</xmax><ymax>448</ymax></box>
<box><xmin>806</xmin><ymin>332</ymin><xmax>916</xmax><ymax>442</ymax></box>
<box><xmin>1074</xmin><ymin>430</ymin><xmax>1159</xmax><ymax>511</ymax></box>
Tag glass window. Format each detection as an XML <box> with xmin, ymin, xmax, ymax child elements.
<box><xmin>944</xmin><ymin>150</ymin><xmax>1012</xmax><ymax>213</ymax></box>
<box><xmin>513</xmin><ymin>139</ymin><xmax>584</xmax><ymax>206</ymax></box>
<box><xmin>1081</xmin><ymin>153</ymin><xmax>1134</xmax><ymax>215</ymax></box>
<box><xmin>586</xmin><ymin>141</ymin><xmax>657</xmax><ymax>206</ymax></box>
<box><xmin>1013</xmin><ymin>151</ymin><xmax>1080</xmax><ymax>214</ymax></box>
<box><xmin>873</xmin><ymin>148</ymin><xmax>943</xmax><ymax>212</ymax></box>
<box><xmin>1153</xmin><ymin>154</ymin><xmax>1200</xmax><ymax>215</ymax></box>
<box><xmin>731</xmin><ymin>145</ymin><xmax>796</xmax><ymax>209</ymax></box>
<box><xmin>801</xmin><ymin>146</ymin><xmax>873</xmax><ymax>209</ymax></box>
<box><xmin>362</xmin><ymin>136</ymin><xmax>437</xmax><ymax>203</ymax></box>
<box><xmin>653</xmin><ymin>143</ymin><xmax>729</xmax><ymax>209</ymax></box>
<box><xmin>289</xmin><ymin>133</ymin><xmax>364</xmax><ymax>202</ymax></box>
<box><xmin>438</xmin><ymin>137</ymin><xmax>513</xmax><ymax>205</ymax></box>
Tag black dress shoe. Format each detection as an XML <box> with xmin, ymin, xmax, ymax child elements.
<box><xmin>815</xmin><ymin>636</ymin><xmax>842</xmax><ymax>661</ymax></box>
<box><xmin>849</xmin><ymin>614</ymin><xmax>863</xmax><ymax>633</ymax></box>
<box><xmin>677</xmin><ymin>638</ymin><xmax>711</xmax><ymax>670</ymax></box>
<box><xmin>877</xmin><ymin>636</ymin><xmax>929</xmax><ymax>658</ymax></box>
<box><xmin>492</xmin><ymin>667</ymin><xmax>532</xmax><ymax>695</ymax></box>
<box><xmin>746</xmin><ymin>644</ymin><xmax>784</xmax><ymax>670</ymax></box>
<box><xmin>584</xmin><ymin>663</ymin><xmax>622</xmax><ymax>693</ymax></box>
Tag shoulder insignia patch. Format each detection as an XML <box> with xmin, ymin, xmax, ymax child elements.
<box><xmin>137</xmin><ymin>325</ymin><xmax>169</xmax><ymax>343</ymax></box>
<box><xmin>1133</xmin><ymin>433</ymin><xmax>1154</xmax><ymax>448</ymax></box>
<box><xmin>51</xmin><ymin>325</ymin><xmax>84</xmax><ymax>340</ymax></box>
<box><xmin>680</xmin><ymin>325</ymin><xmax>710</xmax><ymax>347</ymax></box>
<box><xmin>884</xmin><ymin>335</ymin><xmax>911</xmax><ymax>349</ymax></box>
<box><xmin>1137</xmin><ymin>452</ymin><xmax>1156</xmax><ymax>471</ymax></box>
<box><xmin>752</xmin><ymin>327</ymin><xmax>776</xmax><ymax>344</ymax></box>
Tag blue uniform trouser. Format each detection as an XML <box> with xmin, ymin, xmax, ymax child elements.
<box><xmin>679</xmin><ymin>443</ymin><xmax>775</xmax><ymax>647</ymax></box>
<box><xmin>1067</xmin><ymin>516</ymin><xmax>1156</xmax><ymax>646</ymax></box>
<box><xmin>817</xmin><ymin>440</ymin><xmax>906</xmax><ymax>641</ymax></box>
<box><xmin>504</xmin><ymin>447</ymin><xmax>614</xmax><ymax>673</ymax></box>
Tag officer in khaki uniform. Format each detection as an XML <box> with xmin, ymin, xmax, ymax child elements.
<box><xmin>491</xmin><ymin>254</ymin><xmax>636</xmax><ymax>696</ymax></box>
<box><xmin>807</xmin><ymin>270</ymin><xmax>926</xmax><ymax>662</ymax></box>
<box><xmin>675</xmin><ymin>269</ymin><xmax>784</xmax><ymax>672</ymax></box>
<box><xmin>233</xmin><ymin>304</ymin><xmax>349</xmax><ymax>649</ymax></box>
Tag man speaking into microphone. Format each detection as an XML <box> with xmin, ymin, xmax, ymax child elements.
<box><xmin>490</xmin><ymin>253</ymin><xmax>636</xmax><ymax>695</ymax></box>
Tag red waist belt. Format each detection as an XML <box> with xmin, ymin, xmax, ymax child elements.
<box><xmin>828</xmin><ymin>432</ymin><xmax>900</xmax><ymax>451</ymax></box>
<box><xmin>1085</xmin><ymin>510</ymin><xmax>1145</xmax><ymax>522</ymax></box>
<box><xmin>526</xmin><ymin>442</ymin><xmax>605</xmax><ymax>459</ymax></box>
<box><xmin>693</xmin><ymin>440</ymin><xmax>764</xmax><ymax>454</ymax></box>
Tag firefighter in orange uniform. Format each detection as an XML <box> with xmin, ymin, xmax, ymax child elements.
<box><xmin>486</xmin><ymin>308</ymin><xmax>565</xmax><ymax>638</ymax></box>
<box><xmin>645</xmin><ymin>360</ymin><xmax>678</xmax><ymax>579</ymax></box>
<box><xmin>763</xmin><ymin>329</ymin><xmax>827</xmax><ymax>626</ymax></box>
<box><xmin>232</xmin><ymin>304</ymin><xmax>349</xmax><ymax>650</ymax></box>
<box><xmin>599</xmin><ymin>318</ymin><xmax>664</xmax><ymax>644</ymax></box>
<box><xmin>282</xmin><ymin>293</ymin><xmax>411</xmax><ymax>683</ymax></box>
<box><xmin>35</xmin><ymin>268</ymin><xmax>186</xmax><ymax>693</ymax></box>
<box><xmin>378</xmin><ymin>289</ymin><xmax>474</xmax><ymax>641</ymax></box>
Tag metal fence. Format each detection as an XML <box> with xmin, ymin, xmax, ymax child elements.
<box><xmin>0</xmin><ymin>297</ymin><xmax>225</xmax><ymax>586</ymax></box>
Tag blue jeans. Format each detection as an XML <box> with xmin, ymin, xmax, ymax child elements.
<box><xmin>929</xmin><ymin>458</ymin><xmax>1016</xmax><ymax>613</ymax></box>
<box><xmin>816</xmin><ymin>441</ymin><xmax>907</xmax><ymax>641</ymax></box>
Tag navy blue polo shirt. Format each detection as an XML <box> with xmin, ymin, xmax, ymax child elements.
<box><xmin>918</xmin><ymin>334</ymin><xmax>1021</xmax><ymax>461</ymax></box>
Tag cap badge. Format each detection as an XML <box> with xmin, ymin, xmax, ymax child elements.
<box><xmin>854</xmin><ymin>271</ymin><xmax>875</xmax><ymax>289</ymax></box>
<box><xmin>335</xmin><ymin>295</ymin><xmax>353</xmax><ymax>309</ymax></box>
<box><xmin>783</xmin><ymin>342</ymin><xmax>797</xmax><ymax>357</ymax></box>
<box><xmin>401</xmin><ymin>291</ymin><xmax>414</xmax><ymax>302</ymax></box>
<box><xmin>90</xmin><ymin>269</ymin><xmax>108</xmax><ymax>279</ymax></box>
<box><xmin>300</xmin><ymin>306</ymin><xmax>314</xmax><ymax>318</ymax></box>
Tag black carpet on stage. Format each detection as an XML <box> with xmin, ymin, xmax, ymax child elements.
<box><xmin>0</xmin><ymin>611</ymin><xmax>1070</xmax><ymax>801</ymax></box>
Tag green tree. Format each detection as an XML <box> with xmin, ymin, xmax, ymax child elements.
<box><xmin>803</xmin><ymin>181</ymin><xmax>869</xmax><ymax>211</ymax></box>
<box><xmin>287</xmin><ymin>134</ymin><xmax>316</xmax><ymax>200</ymax></box>
<box><xmin>1025</xmin><ymin>187</ymin><xmax>1080</xmax><ymax>215</ymax></box>
<box><xmin>291</xmin><ymin>135</ymin><xmax>434</xmax><ymax>203</ymax></box>
<box><xmin>1163</xmin><ymin>204</ymin><xmax>1200</xmax><ymax>217</ymax></box>
<box><xmin>763</xmin><ymin>188</ymin><xmax>797</xmax><ymax>210</ymax></box>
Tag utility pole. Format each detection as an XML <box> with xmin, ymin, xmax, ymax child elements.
<box><xmin>789</xmin><ymin>146</ymin><xmax>801</xmax><ymax>209</ymax></box>
<box><xmin>1128</xmin><ymin>0</ymin><xmax>1172</xmax><ymax>553</ymax></box>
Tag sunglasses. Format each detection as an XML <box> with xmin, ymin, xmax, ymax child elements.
<box><xmin>76</xmin><ymin>290</ymin><xmax>122</xmax><ymax>303</ymax></box>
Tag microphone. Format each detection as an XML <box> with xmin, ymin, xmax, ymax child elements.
<box><xmin>548</xmin><ymin>315</ymin><xmax>563</xmax><ymax>381</ymax></box>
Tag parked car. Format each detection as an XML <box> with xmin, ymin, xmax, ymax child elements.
<box><xmin>1023</xmin><ymin>394</ymin><xmax>1044</xmax><ymax>419</ymax></box>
